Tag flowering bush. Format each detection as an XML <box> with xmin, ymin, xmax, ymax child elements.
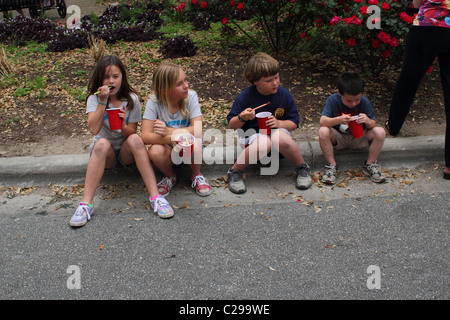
<box><xmin>308</xmin><ymin>0</ymin><xmax>417</xmax><ymax>76</ymax></box>
<box><xmin>168</xmin><ymin>0</ymin><xmax>319</xmax><ymax>52</ymax></box>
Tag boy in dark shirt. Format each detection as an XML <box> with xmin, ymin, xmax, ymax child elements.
<box><xmin>226</xmin><ymin>52</ymin><xmax>312</xmax><ymax>194</ymax></box>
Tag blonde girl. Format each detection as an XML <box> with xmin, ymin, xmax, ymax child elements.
<box><xmin>142</xmin><ymin>62</ymin><xmax>211</xmax><ymax>197</ymax></box>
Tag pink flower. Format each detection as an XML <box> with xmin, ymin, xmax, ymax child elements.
<box><xmin>330</xmin><ymin>16</ymin><xmax>341</xmax><ymax>26</ymax></box>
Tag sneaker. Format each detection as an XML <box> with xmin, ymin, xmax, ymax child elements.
<box><xmin>150</xmin><ymin>195</ymin><xmax>174</xmax><ymax>219</ymax></box>
<box><xmin>362</xmin><ymin>161</ymin><xmax>386</xmax><ymax>183</ymax></box>
<box><xmin>322</xmin><ymin>163</ymin><xmax>338</xmax><ymax>185</ymax></box>
<box><xmin>227</xmin><ymin>167</ymin><xmax>246</xmax><ymax>194</ymax></box>
<box><xmin>385</xmin><ymin>120</ymin><xmax>398</xmax><ymax>136</ymax></box>
<box><xmin>69</xmin><ymin>203</ymin><xmax>94</xmax><ymax>227</ymax></box>
<box><xmin>157</xmin><ymin>176</ymin><xmax>176</xmax><ymax>197</ymax></box>
<box><xmin>191</xmin><ymin>173</ymin><xmax>212</xmax><ymax>196</ymax></box>
<box><xmin>295</xmin><ymin>163</ymin><xmax>312</xmax><ymax>189</ymax></box>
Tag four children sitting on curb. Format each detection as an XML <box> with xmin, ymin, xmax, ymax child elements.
<box><xmin>71</xmin><ymin>52</ymin><xmax>395</xmax><ymax>226</ymax></box>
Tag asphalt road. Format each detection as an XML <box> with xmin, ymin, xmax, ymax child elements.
<box><xmin>1</xmin><ymin>162</ymin><xmax>448</xmax><ymax>303</ymax></box>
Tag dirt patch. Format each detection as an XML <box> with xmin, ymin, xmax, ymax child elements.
<box><xmin>0</xmin><ymin>4</ymin><xmax>447</xmax><ymax>158</ymax></box>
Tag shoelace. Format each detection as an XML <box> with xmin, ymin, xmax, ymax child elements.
<box><xmin>191</xmin><ymin>174</ymin><xmax>208</xmax><ymax>189</ymax></box>
<box><xmin>74</xmin><ymin>205</ymin><xmax>91</xmax><ymax>221</ymax></box>
<box><xmin>152</xmin><ymin>197</ymin><xmax>169</xmax><ymax>213</ymax></box>
<box><xmin>158</xmin><ymin>177</ymin><xmax>173</xmax><ymax>189</ymax></box>
<box><xmin>324</xmin><ymin>164</ymin><xmax>336</xmax><ymax>176</ymax></box>
<box><xmin>366</xmin><ymin>162</ymin><xmax>381</xmax><ymax>174</ymax></box>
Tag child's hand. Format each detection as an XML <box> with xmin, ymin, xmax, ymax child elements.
<box><xmin>340</xmin><ymin>114</ymin><xmax>352</xmax><ymax>124</ymax></box>
<box><xmin>97</xmin><ymin>85</ymin><xmax>111</xmax><ymax>101</ymax></box>
<box><xmin>239</xmin><ymin>108</ymin><xmax>255</xmax><ymax>121</ymax></box>
<box><xmin>355</xmin><ymin>113</ymin><xmax>369</xmax><ymax>124</ymax></box>
<box><xmin>153</xmin><ymin>119</ymin><xmax>168</xmax><ymax>136</ymax></box>
<box><xmin>266</xmin><ymin>115</ymin><xmax>279</xmax><ymax>128</ymax></box>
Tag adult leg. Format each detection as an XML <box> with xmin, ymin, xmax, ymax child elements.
<box><xmin>120</xmin><ymin>134</ymin><xmax>159</xmax><ymax>196</ymax></box>
<box><xmin>438</xmin><ymin>51</ymin><xmax>450</xmax><ymax>172</ymax></box>
<box><xmin>82</xmin><ymin>138</ymin><xmax>116</xmax><ymax>204</ymax></box>
<box><xmin>388</xmin><ymin>27</ymin><xmax>438</xmax><ymax>135</ymax></box>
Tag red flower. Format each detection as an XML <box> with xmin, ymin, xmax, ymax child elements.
<box><xmin>192</xmin><ymin>0</ymin><xmax>198</xmax><ymax>4</ymax></box>
<box><xmin>354</xmin><ymin>0</ymin><xmax>364</xmax><ymax>3</ymax></box>
<box><xmin>230</xmin><ymin>0</ymin><xmax>236</xmax><ymax>6</ymax></box>
<box><xmin>299</xmin><ymin>32</ymin><xmax>306</xmax><ymax>39</ymax></box>
<box><xmin>360</xmin><ymin>5</ymin><xmax>368</xmax><ymax>15</ymax></box>
<box><xmin>346</xmin><ymin>38</ymin><xmax>356</xmax><ymax>47</ymax></box>
<box><xmin>368</xmin><ymin>0</ymin><xmax>378</xmax><ymax>5</ymax></box>
<box><xmin>382</xmin><ymin>49</ymin><xmax>391</xmax><ymax>58</ymax></box>
<box><xmin>200</xmin><ymin>1</ymin><xmax>207</xmax><ymax>8</ymax></box>
<box><xmin>377</xmin><ymin>31</ymin><xmax>391</xmax><ymax>44</ymax></box>
<box><xmin>390</xmin><ymin>37</ymin><xmax>399</xmax><ymax>47</ymax></box>
<box><xmin>381</xmin><ymin>2</ymin><xmax>390</xmax><ymax>10</ymax></box>
<box><xmin>371</xmin><ymin>39</ymin><xmax>380</xmax><ymax>49</ymax></box>
<box><xmin>222</xmin><ymin>17</ymin><xmax>228</xmax><ymax>25</ymax></box>
<box><xmin>237</xmin><ymin>2</ymin><xmax>244</xmax><ymax>10</ymax></box>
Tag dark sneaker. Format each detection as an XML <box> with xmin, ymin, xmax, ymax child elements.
<box><xmin>385</xmin><ymin>120</ymin><xmax>398</xmax><ymax>136</ymax></box>
<box><xmin>362</xmin><ymin>161</ymin><xmax>386</xmax><ymax>183</ymax></box>
<box><xmin>295</xmin><ymin>163</ymin><xmax>312</xmax><ymax>190</ymax></box>
<box><xmin>322</xmin><ymin>163</ymin><xmax>338</xmax><ymax>185</ymax></box>
<box><xmin>227</xmin><ymin>167</ymin><xmax>246</xmax><ymax>194</ymax></box>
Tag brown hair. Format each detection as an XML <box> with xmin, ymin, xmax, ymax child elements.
<box><xmin>244</xmin><ymin>52</ymin><xmax>280</xmax><ymax>84</ymax></box>
<box><xmin>87</xmin><ymin>55</ymin><xmax>138</xmax><ymax>110</ymax></box>
<box><xmin>151</xmin><ymin>62</ymin><xmax>189</xmax><ymax>119</ymax></box>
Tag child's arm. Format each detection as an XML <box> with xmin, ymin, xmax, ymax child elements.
<box><xmin>319</xmin><ymin>114</ymin><xmax>352</xmax><ymax>127</ymax></box>
<box><xmin>141</xmin><ymin>119</ymin><xmax>172</xmax><ymax>145</ymax></box>
<box><xmin>228</xmin><ymin>108</ymin><xmax>255</xmax><ymax>130</ymax></box>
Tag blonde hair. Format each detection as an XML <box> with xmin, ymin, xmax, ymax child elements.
<box><xmin>151</xmin><ymin>62</ymin><xmax>190</xmax><ymax>119</ymax></box>
<box><xmin>244</xmin><ymin>52</ymin><xmax>280</xmax><ymax>84</ymax></box>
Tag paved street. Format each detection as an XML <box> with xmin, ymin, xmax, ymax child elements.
<box><xmin>1</xmin><ymin>161</ymin><xmax>449</xmax><ymax>303</ymax></box>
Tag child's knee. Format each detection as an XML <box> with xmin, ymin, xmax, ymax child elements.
<box><xmin>318</xmin><ymin>127</ymin><xmax>332</xmax><ymax>141</ymax></box>
<box><xmin>126</xmin><ymin>134</ymin><xmax>145</xmax><ymax>150</ymax></box>
<box><xmin>92</xmin><ymin>138</ymin><xmax>112</xmax><ymax>156</ymax></box>
<box><xmin>372</xmin><ymin>127</ymin><xmax>386</xmax><ymax>140</ymax></box>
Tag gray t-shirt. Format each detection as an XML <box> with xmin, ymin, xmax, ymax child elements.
<box><xmin>86</xmin><ymin>93</ymin><xmax>141</xmax><ymax>151</ymax></box>
<box><xmin>143</xmin><ymin>90</ymin><xmax>202</xmax><ymax>128</ymax></box>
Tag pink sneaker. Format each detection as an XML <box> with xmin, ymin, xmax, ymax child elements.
<box><xmin>191</xmin><ymin>173</ymin><xmax>211</xmax><ymax>197</ymax></box>
<box><xmin>157</xmin><ymin>176</ymin><xmax>176</xmax><ymax>197</ymax></box>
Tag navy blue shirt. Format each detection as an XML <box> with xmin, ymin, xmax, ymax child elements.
<box><xmin>227</xmin><ymin>85</ymin><xmax>300</xmax><ymax>138</ymax></box>
<box><xmin>322</xmin><ymin>93</ymin><xmax>375</xmax><ymax>130</ymax></box>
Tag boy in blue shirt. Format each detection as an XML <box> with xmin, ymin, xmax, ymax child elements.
<box><xmin>226</xmin><ymin>52</ymin><xmax>312</xmax><ymax>194</ymax></box>
<box><xmin>319</xmin><ymin>71</ymin><xmax>386</xmax><ymax>184</ymax></box>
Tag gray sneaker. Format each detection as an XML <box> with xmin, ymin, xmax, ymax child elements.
<box><xmin>295</xmin><ymin>163</ymin><xmax>312</xmax><ymax>190</ymax></box>
<box><xmin>227</xmin><ymin>167</ymin><xmax>246</xmax><ymax>194</ymax></box>
<box><xmin>322</xmin><ymin>163</ymin><xmax>338</xmax><ymax>185</ymax></box>
<box><xmin>362</xmin><ymin>161</ymin><xmax>386</xmax><ymax>183</ymax></box>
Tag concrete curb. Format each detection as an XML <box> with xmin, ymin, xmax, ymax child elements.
<box><xmin>0</xmin><ymin>135</ymin><xmax>445</xmax><ymax>186</ymax></box>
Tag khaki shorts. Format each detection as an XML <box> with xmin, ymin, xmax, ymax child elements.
<box><xmin>331</xmin><ymin>127</ymin><xmax>370</xmax><ymax>150</ymax></box>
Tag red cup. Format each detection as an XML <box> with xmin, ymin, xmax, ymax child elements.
<box><xmin>177</xmin><ymin>133</ymin><xmax>195</xmax><ymax>157</ymax></box>
<box><xmin>106</xmin><ymin>108</ymin><xmax>122</xmax><ymax>130</ymax></box>
<box><xmin>256</xmin><ymin>111</ymin><xmax>271</xmax><ymax>135</ymax></box>
<box><xmin>348</xmin><ymin>119</ymin><xmax>364</xmax><ymax>138</ymax></box>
